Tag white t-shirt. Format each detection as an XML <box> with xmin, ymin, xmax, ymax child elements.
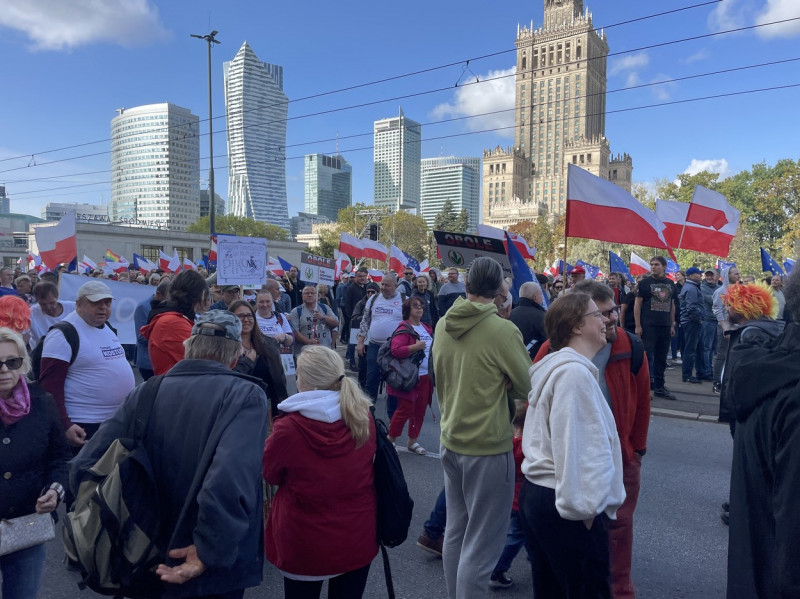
<box><xmin>41</xmin><ymin>311</ymin><xmax>136</xmax><ymax>424</ymax></box>
<box><xmin>411</xmin><ymin>323</ymin><xmax>433</xmax><ymax>376</ymax></box>
<box><xmin>366</xmin><ymin>293</ymin><xmax>404</xmax><ymax>344</ymax></box>
<box><xmin>289</xmin><ymin>304</ymin><xmax>335</xmax><ymax>351</ymax></box>
<box><xmin>29</xmin><ymin>301</ymin><xmax>76</xmax><ymax>348</ymax></box>
<box><xmin>256</xmin><ymin>312</ymin><xmax>293</xmax><ymax>339</ymax></box>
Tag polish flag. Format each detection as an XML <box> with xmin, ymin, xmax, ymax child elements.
<box><xmin>182</xmin><ymin>258</ymin><xmax>197</xmax><ymax>271</ymax></box>
<box><xmin>477</xmin><ymin>224</ymin><xmax>537</xmax><ymax>261</ymax></box>
<box><xmin>333</xmin><ymin>250</ymin><xmax>352</xmax><ymax>280</ymax></box>
<box><xmin>267</xmin><ymin>256</ymin><xmax>284</xmax><ymax>277</ymax></box>
<box><xmin>388</xmin><ymin>245</ymin><xmax>408</xmax><ymax>274</ymax></box>
<box><xmin>104</xmin><ymin>260</ymin><xmax>129</xmax><ymax>274</ymax></box>
<box><xmin>27</xmin><ymin>252</ymin><xmax>45</xmax><ymax>273</ymax></box>
<box><xmin>132</xmin><ymin>253</ymin><xmax>158</xmax><ymax>274</ymax></box>
<box><xmin>79</xmin><ymin>255</ymin><xmax>98</xmax><ymax>274</ymax></box>
<box><xmin>34</xmin><ymin>211</ymin><xmax>77</xmax><ymax>269</ymax></box>
<box><xmin>368</xmin><ymin>269</ymin><xmax>384</xmax><ymax>283</ymax></box>
<box><xmin>418</xmin><ymin>259</ymin><xmax>430</xmax><ymax>273</ymax></box>
<box><xmin>159</xmin><ymin>250</ymin><xmax>180</xmax><ymax>273</ymax></box>
<box><xmin>687</xmin><ymin>185</ymin><xmax>739</xmax><ymax>231</ymax></box>
<box><xmin>361</xmin><ymin>238</ymin><xmax>388</xmax><ymax>262</ymax></box>
<box><xmin>566</xmin><ymin>164</ymin><xmax>674</xmax><ymax>258</ymax></box>
<box><xmin>339</xmin><ymin>233</ymin><xmax>364</xmax><ymax>258</ymax></box>
<box><xmin>629</xmin><ymin>252</ymin><xmax>650</xmax><ymax>276</ymax></box>
<box><xmin>656</xmin><ymin>198</ymin><xmax>738</xmax><ymax>257</ymax></box>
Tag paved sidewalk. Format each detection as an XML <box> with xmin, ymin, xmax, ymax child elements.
<box><xmin>651</xmin><ymin>360</ymin><xmax>722</xmax><ymax>423</ymax></box>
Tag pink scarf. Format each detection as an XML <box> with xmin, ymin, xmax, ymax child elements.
<box><xmin>0</xmin><ymin>376</ymin><xmax>31</xmax><ymax>427</ymax></box>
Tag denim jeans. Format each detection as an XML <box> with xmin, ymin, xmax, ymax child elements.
<box><xmin>0</xmin><ymin>542</ymin><xmax>46</xmax><ymax>599</ymax></box>
<box><xmin>345</xmin><ymin>342</ymin><xmax>356</xmax><ymax>363</ymax></box>
<box><xmin>494</xmin><ymin>510</ymin><xmax>531</xmax><ymax>575</ymax></box>
<box><xmin>701</xmin><ymin>321</ymin><xmax>717</xmax><ymax>378</ymax></box>
<box><xmin>681</xmin><ymin>320</ymin><xmax>702</xmax><ymax>379</ymax></box>
<box><xmin>424</xmin><ymin>488</ymin><xmax>447</xmax><ymax>539</ymax></box>
<box><xmin>365</xmin><ymin>342</ymin><xmax>381</xmax><ymax>401</ymax></box>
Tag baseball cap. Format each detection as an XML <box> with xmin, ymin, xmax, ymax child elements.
<box><xmin>571</xmin><ymin>266</ymin><xmax>586</xmax><ymax>275</ymax></box>
<box><xmin>220</xmin><ymin>285</ymin><xmax>240</xmax><ymax>293</ymax></box>
<box><xmin>686</xmin><ymin>267</ymin><xmax>702</xmax><ymax>276</ymax></box>
<box><xmin>191</xmin><ymin>310</ymin><xmax>242</xmax><ymax>342</ymax></box>
<box><xmin>704</xmin><ymin>269</ymin><xmax>716</xmax><ymax>275</ymax></box>
<box><xmin>77</xmin><ymin>280</ymin><xmax>113</xmax><ymax>302</ymax></box>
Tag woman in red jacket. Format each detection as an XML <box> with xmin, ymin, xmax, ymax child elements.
<box><xmin>263</xmin><ymin>345</ymin><xmax>377</xmax><ymax>599</ymax></box>
<box><xmin>387</xmin><ymin>297</ymin><xmax>433</xmax><ymax>455</ymax></box>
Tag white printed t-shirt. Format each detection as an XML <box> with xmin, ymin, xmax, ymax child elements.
<box><xmin>256</xmin><ymin>312</ymin><xmax>293</xmax><ymax>339</ymax></box>
<box><xmin>363</xmin><ymin>292</ymin><xmax>404</xmax><ymax>344</ymax></box>
<box><xmin>29</xmin><ymin>300</ymin><xmax>76</xmax><ymax>348</ymax></box>
<box><xmin>41</xmin><ymin>311</ymin><xmax>136</xmax><ymax>424</ymax></box>
<box><xmin>411</xmin><ymin>323</ymin><xmax>433</xmax><ymax>376</ymax></box>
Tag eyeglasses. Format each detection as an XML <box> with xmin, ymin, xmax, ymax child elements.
<box><xmin>235</xmin><ymin>313</ymin><xmax>255</xmax><ymax>321</ymax></box>
<box><xmin>554</xmin><ymin>285</ymin><xmax>563</xmax><ymax>290</ymax></box>
<box><xmin>367</xmin><ymin>290</ymin><xmax>377</xmax><ymax>295</ymax></box>
<box><xmin>0</xmin><ymin>357</ymin><xmax>24</xmax><ymax>370</ymax></box>
<box><xmin>601</xmin><ymin>306</ymin><xmax>621</xmax><ymax>318</ymax></box>
<box><xmin>584</xmin><ymin>310</ymin><xmax>604</xmax><ymax>319</ymax></box>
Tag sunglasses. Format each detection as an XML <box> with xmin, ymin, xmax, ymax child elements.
<box><xmin>0</xmin><ymin>357</ymin><xmax>24</xmax><ymax>371</ymax></box>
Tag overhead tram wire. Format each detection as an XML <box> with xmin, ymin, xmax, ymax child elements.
<box><xmin>5</xmin><ymin>54</ymin><xmax>799</xmax><ymax>186</ymax></box>
<box><xmin>12</xmin><ymin>80</ymin><xmax>800</xmax><ymax>201</ymax></box>
<box><xmin>3</xmin><ymin>12</ymin><xmax>796</xmax><ymax>177</ymax></box>
<box><xmin>0</xmin><ymin>0</ymin><xmax>727</xmax><ymax>165</ymax></box>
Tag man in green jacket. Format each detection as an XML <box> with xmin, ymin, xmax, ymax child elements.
<box><xmin>433</xmin><ymin>257</ymin><xmax>532</xmax><ymax>599</ymax></box>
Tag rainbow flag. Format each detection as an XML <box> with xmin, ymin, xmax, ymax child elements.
<box><xmin>105</xmin><ymin>249</ymin><xmax>123</xmax><ymax>263</ymax></box>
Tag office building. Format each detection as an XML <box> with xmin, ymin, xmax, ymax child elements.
<box><xmin>482</xmin><ymin>0</ymin><xmax>632</xmax><ymax>227</ymax></box>
<box><xmin>42</xmin><ymin>202</ymin><xmax>110</xmax><ymax>223</ymax></box>
<box><xmin>0</xmin><ymin>186</ymin><xmax>9</xmax><ymax>214</ymax></box>
<box><xmin>290</xmin><ymin>211</ymin><xmax>330</xmax><ymax>241</ymax></box>
<box><xmin>199</xmin><ymin>190</ymin><xmax>226</xmax><ymax>218</ymax></box>
<box><xmin>420</xmin><ymin>156</ymin><xmax>480</xmax><ymax>232</ymax></box>
<box><xmin>304</xmin><ymin>153</ymin><xmax>352</xmax><ymax>221</ymax></box>
<box><xmin>224</xmin><ymin>41</ymin><xmax>290</xmax><ymax>230</ymax></box>
<box><xmin>110</xmin><ymin>103</ymin><xmax>201</xmax><ymax>231</ymax></box>
<box><xmin>373</xmin><ymin>108</ymin><xmax>421</xmax><ymax>212</ymax></box>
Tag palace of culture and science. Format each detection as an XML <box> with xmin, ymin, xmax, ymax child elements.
<box><xmin>482</xmin><ymin>0</ymin><xmax>633</xmax><ymax>228</ymax></box>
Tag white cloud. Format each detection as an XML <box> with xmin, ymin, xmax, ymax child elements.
<box><xmin>0</xmin><ymin>0</ymin><xmax>169</xmax><ymax>51</ymax></box>
<box><xmin>755</xmin><ymin>0</ymin><xmax>800</xmax><ymax>38</ymax></box>
<box><xmin>683</xmin><ymin>49</ymin><xmax>710</xmax><ymax>64</ymax></box>
<box><xmin>649</xmin><ymin>74</ymin><xmax>678</xmax><ymax>101</ymax></box>
<box><xmin>609</xmin><ymin>52</ymin><xmax>650</xmax><ymax>77</ymax></box>
<box><xmin>431</xmin><ymin>67</ymin><xmax>516</xmax><ymax>135</ymax></box>
<box><xmin>683</xmin><ymin>158</ymin><xmax>731</xmax><ymax>179</ymax></box>
<box><xmin>708</xmin><ymin>0</ymin><xmax>747</xmax><ymax>32</ymax></box>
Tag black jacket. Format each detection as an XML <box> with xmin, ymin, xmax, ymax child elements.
<box><xmin>0</xmin><ymin>383</ymin><xmax>70</xmax><ymax>519</ymax></box>
<box><xmin>679</xmin><ymin>279</ymin><xmax>704</xmax><ymax>324</ymax></box>
<box><xmin>344</xmin><ymin>282</ymin><xmax>367</xmax><ymax>322</ymax></box>
<box><xmin>71</xmin><ymin>360</ymin><xmax>269</xmax><ymax>598</ymax></box>
<box><xmin>509</xmin><ymin>298</ymin><xmax>547</xmax><ymax>359</ymax></box>
<box><xmin>726</xmin><ymin>322</ymin><xmax>800</xmax><ymax>598</ymax></box>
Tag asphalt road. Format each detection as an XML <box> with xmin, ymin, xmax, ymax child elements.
<box><xmin>38</xmin><ymin>389</ymin><xmax>732</xmax><ymax>599</ymax></box>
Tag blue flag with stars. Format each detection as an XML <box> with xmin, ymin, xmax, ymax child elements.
<box><xmin>506</xmin><ymin>231</ymin><xmax>534</xmax><ymax>304</ymax></box>
<box><xmin>785</xmin><ymin>258</ymin><xmax>795</xmax><ymax>274</ymax></box>
<box><xmin>760</xmin><ymin>247</ymin><xmax>784</xmax><ymax>275</ymax></box>
<box><xmin>402</xmin><ymin>250</ymin><xmax>420</xmax><ymax>274</ymax></box>
<box><xmin>608</xmin><ymin>251</ymin><xmax>634</xmax><ymax>284</ymax></box>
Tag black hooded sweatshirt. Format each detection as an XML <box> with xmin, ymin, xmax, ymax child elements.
<box><xmin>726</xmin><ymin>322</ymin><xmax>800</xmax><ymax>598</ymax></box>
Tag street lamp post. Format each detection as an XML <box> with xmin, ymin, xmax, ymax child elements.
<box><xmin>190</xmin><ymin>30</ymin><xmax>220</xmax><ymax>239</ymax></box>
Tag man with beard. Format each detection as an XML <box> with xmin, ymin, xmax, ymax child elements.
<box><xmin>535</xmin><ymin>280</ymin><xmax>650</xmax><ymax>598</ymax></box>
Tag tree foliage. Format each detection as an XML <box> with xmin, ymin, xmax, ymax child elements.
<box><xmin>187</xmin><ymin>215</ymin><xmax>289</xmax><ymax>241</ymax></box>
<box><xmin>433</xmin><ymin>199</ymin><xmax>469</xmax><ymax>233</ymax></box>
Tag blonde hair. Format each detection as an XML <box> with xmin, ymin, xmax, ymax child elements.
<box><xmin>0</xmin><ymin>327</ymin><xmax>32</xmax><ymax>377</ymax></box>
<box><xmin>296</xmin><ymin>346</ymin><xmax>372</xmax><ymax>447</ymax></box>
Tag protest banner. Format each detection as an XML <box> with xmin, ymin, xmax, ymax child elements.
<box><xmin>433</xmin><ymin>230</ymin><xmax>512</xmax><ymax>277</ymax></box>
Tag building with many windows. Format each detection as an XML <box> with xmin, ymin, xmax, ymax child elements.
<box><xmin>109</xmin><ymin>103</ymin><xmax>200</xmax><ymax>231</ymax></box>
<box><xmin>373</xmin><ymin>108</ymin><xmax>421</xmax><ymax>212</ymax></box>
<box><xmin>420</xmin><ymin>157</ymin><xmax>480</xmax><ymax>232</ymax></box>
<box><xmin>199</xmin><ymin>190</ymin><xmax>226</xmax><ymax>219</ymax></box>
<box><xmin>304</xmin><ymin>153</ymin><xmax>352</xmax><ymax>221</ymax></box>
<box><xmin>42</xmin><ymin>202</ymin><xmax>110</xmax><ymax>223</ymax></box>
<box><xmin>482</xmin><ymin>0</ymin><xmax>632</xmax><ymax>227</ymax></box>
<box><xmin>0</xmin><ymin>186</ymin><xmax>9</xmax><ymax>214</ymax></box>
<box><xmin>224</xmin><ymin>41</ymin><xmax>290</xmax><ymax>231</ymax></box>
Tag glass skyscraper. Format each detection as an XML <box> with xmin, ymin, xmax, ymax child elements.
<box><xmin>223</xmin><ymin>42</ymin><xmax>289</xmax><ymax>230</ymax></box>
<box><xmin>110</xmin><ymin>103</ymin><xmax>200</xmax><ymax>231</ymax></box>
<box><xmin>304</xmin><ymin>153</ymin><xmax>352</xmax><ymax>221</ymax></box>
<box><xmin>420</xmin><ymin>157</ymin><xmax>481</xmax><ymax>232</ymax></box>
<box><xmin>373</xmin><ymin>108</ymin><xmax>421</xmax><ymax>212</ymax></box>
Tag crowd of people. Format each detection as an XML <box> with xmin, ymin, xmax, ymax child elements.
<box><xmin>0</xmin><ymin>255</ymin><xmax>796</xmax><ymax>599</ymax></box>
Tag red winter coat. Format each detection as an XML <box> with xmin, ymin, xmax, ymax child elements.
<box><xmin>263</xmin><ymin>412</ymin><xmax>378</xmax><ymax>576</ymax></box>
<box><xmin>534</xmin><ymin>331</ymin><xmax>650</xmax><ymax>462</ymax></box>
<box><xmin>387</xmin><ymin>320</ymin><xmax>433</xmax><ymax>401</ymax></box>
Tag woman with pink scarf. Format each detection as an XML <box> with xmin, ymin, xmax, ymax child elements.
<box><xmin>0</xmin><ymin>327</ymin><xmax>70</xmax><ymax>598</ymax></box>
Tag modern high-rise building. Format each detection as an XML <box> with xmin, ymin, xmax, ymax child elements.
<box><xmin>42</xmin><ymin>202</ymin><xmax>110</xmax><ymax>223</ymax></box>
<box><xmin>224</xmin><ymin>41</ymin><xmax>290</xmax><ymax>231</ymax></box>
<box><xmin>420</xmin><ymin>157</ymin><xmax>481</xmax><ymax>232</ymax></box>
<box><xmin>373</xmin><ymin>108</ymin><xmax>421</xmax><ymax>212</ymax></box>
<box><xmin>199</xmin><ymin>190</ymin><xmax>226</xmax><ymax>219</ymax></box>
<box><xmin>0</xmin><ymin>186</ymin><xmax>9</xmax><ymax>214</ymax></box>
<box><xmin>110</xmin><ymin>103</ymin><xmax>200</xmax><ymax>231</ymax></box>
<box><xmin>482</xmin><ymin>0</ymin><xmax>632</xmax><ymax>227</ymax></box>
<box><xmin>304</xmin><ymin>153</ymin><xmax>352</xmax><ymax>221</ymax></box>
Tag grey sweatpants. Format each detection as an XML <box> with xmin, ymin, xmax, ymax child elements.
<box><xmin>441</xmin><ymin>446</ymin><xmax>515</xmax><ymax>599</ymax></box>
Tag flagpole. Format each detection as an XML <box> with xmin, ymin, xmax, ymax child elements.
<box><xmin>563</xmin><ymin>173</ymin><xmax>570</xmax><ymax>280</ymax></box>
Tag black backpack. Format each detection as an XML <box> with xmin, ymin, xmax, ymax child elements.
<box><xmin>372</xmin><ymin>415</ymin><xmax>414</xmax><ymax>599</ymax></box>
<box><xmin>377</xmin><ymin>324</ymin><xmax>424</xmax><ymax>392</ymax></box>
<box><xmin>30</xmin><ymin>321</ymin><xmax>80</xmax><ymax>381</ymax></box>
<box><xmin>62</xmin><ymin>376</ymin><xmax>165</xmax><ymax>598</ymax></box>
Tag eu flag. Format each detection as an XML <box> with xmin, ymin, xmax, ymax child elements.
<box><xmin>505</xmin><ymin>231</ymin><xmax>534</xmax><ymax>304</ymax></box>
<box><xmin>760</xmin><ymin>247</ymin><xmax>784</xmax><ymax>275</ymax></box>
<box><xmin>608</xmin><ymin>251</ymin><xmax>634</xmax><ymax>284</ymax></box>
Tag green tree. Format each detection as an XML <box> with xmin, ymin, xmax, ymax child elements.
<box><xmin>187</xmin><ymin>215</ymin><xmax>288</xmax><ymax>241</ymax></box>
<box><xmin>433</xmin><ymin>199</ymin><xmax>468</xmax><ymax>233</ymax></box>
<box><xmin>380</xmin><ymin>211</ymin><xmax>429</xmax><ymax>261</ymax></box>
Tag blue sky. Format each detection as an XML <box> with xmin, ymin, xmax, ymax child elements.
<box><xmin>1</xmin><ymin>0</ymin><xmax>798</xmax><ymax>221</ymax></box>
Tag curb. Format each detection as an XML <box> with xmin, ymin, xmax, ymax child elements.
<box><xmin>651</xmin><ymin>407</ymin><xmax>725</xmax><ymax>424</ymax></box>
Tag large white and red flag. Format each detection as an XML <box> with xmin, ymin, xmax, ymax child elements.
<box><xmin>367</xmin><ymin>269</ymin><xmax>384</xmax><ymax>282</ymax></box>
<box><xmin>388</xmin><ymin>245</ymin><xmax>408</xmax><ymax>274</ymax></box>
<box><xmin>35</xmin><ymin>211</ymin><xmax>77</xmax><ymax>269</ymax></box>
<box><xmin>333</xmin><ymin>250</ymin><xmax>353</xmax><ymax>280</ymax></box>
<box><xmin>418</xmin><ymin>259</ymin><xmax>430</xmax><ymax>273</ymax></box>
<box><xmin>267</xmin><ymin>256</ymin><xmax>284</xmax><ymax>277</ymax></box>
<box><xmin>339</xmin><ymin>233</ymin><xmax>364</xmax><ymax>258</ymax></box>
<box><xmin>360</xmin><ymin>238</ymin><xmax>388</xmax><ymax>262</ymax></box>
<box><xmin>655</xmin><ymin>187</ymin><xmax>739</xmax><ymax>257</ymax></box>
<box><xmin>159</xmin><ymin>250</ymin><xmax>180</xmax><ymax>273</ymax></box>
<box><xmin>629</xmin><ymin>252</ymin><xmax>650</xmax><ymax>276</ymax></box>
<box><xmin>566</xmin><ymin>164</ymin><xmax>674</xmax><ymax>258</ymax></box>
<box><xmin>476</xmin><ymin>224</ymin><xmax>537</xmax><ymax>261</ymax></box>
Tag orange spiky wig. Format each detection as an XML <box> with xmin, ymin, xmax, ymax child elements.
<box><xmin>722</xmin><ymin>282</ymin><xmax>778</xmax><ymax>321</ymax></box>
<box><xmin>0</xmin><ymin>295</ymin><xmax>31</xmax><ymax>333</ymax></box>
